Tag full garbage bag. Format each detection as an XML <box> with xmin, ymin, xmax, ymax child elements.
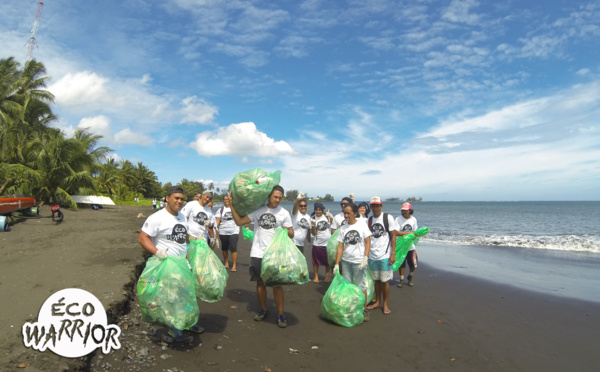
<box><xmin>392</xmin><ymin>227</ymin><xmax>429</xmax><ymax>271</ymax></box>
<box><xmin>137</xmin><ymin>255</ymin><xmax>199</xmax><ymax>330</ymax></box>
<box><xmin>261</xmin><ymin>228</ymin><xmax>309</xmax><ymax>286</ymax></box>
<box><xmin>321</xmin><ymin>272</ymin><xmax>365</xmax><ymax>327</ymax></box>
<box><xmin>326</xmin><ymin>230</ymin><xmax>340</xmax><ymax>266</ymax></box>
<box><xmin>188</xmin><ymin>238</ymin><xmax>229</xmax><ymax>303</ymax></box>
<box><xmin>229</xmin><ymin>168</ymin><xmax>281</xmax><ymax>216</ymax></box>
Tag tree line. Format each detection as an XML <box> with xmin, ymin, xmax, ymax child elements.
<box><xmin>0</xmin><ymin>57</ymin><xmax>214</xmax><ymax>208</ymax></box>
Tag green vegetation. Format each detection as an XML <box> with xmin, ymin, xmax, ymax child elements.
<box><xmin>0</xmin><ymin>57</ymin><xmax>213</xmax><ymax>208</ymax></box>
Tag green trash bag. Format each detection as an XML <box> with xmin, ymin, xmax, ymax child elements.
<box><xmin>261</xmin><ymin>228</ymin><xmax>309</xmax><ymax>286</ymax></box>
<box><xmin>365</xmin><ymin>266</ymin><xmax>375</xmax><ymax>304</ymax></box>
<box><xmin>242</xmin><ymin>225</ymin><xmax>254</xmax><ymax>241</ymax></box>
<box><xmin>412</xmin><ymin>226</ymin><xmax>429</xmax><ymax>246</ymax></box>
<box><xmin>137</xmin><ymin>255</ymin><xmax>199</xmax><ymax>330</ymax></box>
<box><xmin>392</xmin><ymin>227</ymin><xmax>429</xmax><ymax>271</ymax></box>
<box><xmin>229</xmin><ymin>168</ymin><xmax>281</xmax><ymax>216</ymax></box>
<box><xmin>321</xmin><ymin>273</ymin><xmax>365</xmax><ymax>327</ymax></box>
<box><xmin>188</xmin><ymin>238</ymin><xmax>229</xmax><ymax>303</ymax></box>
<box><xmin>326</xmin><ymin>230</ymin><xmax>340</xmax><ymax>266</ymax></box>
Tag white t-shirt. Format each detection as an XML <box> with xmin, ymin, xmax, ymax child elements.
<box><xmin>141</xmin><ymin>208</ymin><xmax>189</xmax><ymax>257</ymax></box>
<box><xmin>337</xmin><ymin>220</ymin><xmax>372</xmax><ymax>264</ymax></box>
<box><xmin>247</xmin><ymin>205</ymin><xmax>293</xmax><ymax>258</ymax></box>
<box><xmin>215</xmin><ymin>206</ymin><xmax>239</xmax><ymax>235</ymax></box>
<box><xmin>312</xmin><ymin>215</ymin><xmax>332</xmax><ymax>246</ymax></box>
<box><xmin>331</xmin><ymin>212</ymin><xmax>347</xmax><ymax>231</ymax></box>
<box><xmin>368</xmin><ymin>213</ymin><xmax>398</xmax><ymax>260</ymax></box>
<box><xmin>181</xmin><ymin>200</ymin><xmax>216</xmax><ymax>239</ymax></box>
<box><xmin>291</xmin><ymin>211</ymin><xmax>311</xmax><ymax>246</ymax></box>
<box><xmin>395</xmin><ymin>215</ymin><xmax>418</xmax><ymax>251</ymax></box>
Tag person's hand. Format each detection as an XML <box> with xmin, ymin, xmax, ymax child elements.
<box><xmin>325</xmin><ymin>210</ymin><xmax>334</xmax><ymax>221</ymax></box>
<box><xmin>311</xmin><ymin>219</ymin><xmax>317</xmax><ymax>228</ymax></box>
<box><xmin>214</xmin><ymin>238</ymin><xmax>221</xmax><ymax>250</ymax></box>
<box><xmin>204</xmin><ymin>220</ymin><xmax>211</xmax><ymax>227</ymax></box>
<box><xmin>209</xmin><ymin>239</ymin><xmax>216</xmax><ymax>249</ymax></box>
<box><xmin>388</xmin><ymin>254</ymin><xmax>396</xmax><ymax>266</ymax></box>
<box><xmin>297</xmin><ymin>192</ymin><xmax>305</xmax><ymax>200</ymax></box>
<box><xmin>359</xmin><ymin>256</ymin><xmax>368</xmax><ymax>270</ymax></box>
<box><xmin>155</xmin><ymin>249</ymin><xmax>168</xmax><ymax>259</ymax></box>
<box><xmin>333</xmin><ymin>264</ymin><xmax>340</xmax><ymax>275</ymax></box>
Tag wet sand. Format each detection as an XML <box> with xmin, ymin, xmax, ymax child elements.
<box><xmin>1</xmin><ymin>205</ymin><xmax>599</xmax><ymax>371</ymax></box>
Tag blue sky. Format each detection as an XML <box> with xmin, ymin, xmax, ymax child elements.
<box><xmin>2</xmin><ymin>0</ymin><xmax>599</xmax><ymax>201</ymax></box>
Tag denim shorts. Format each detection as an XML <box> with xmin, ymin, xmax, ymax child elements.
<box><xmin>340</xmin><ymin>260</ymin><xmax>367</xmax><ymax>291</ymax></box>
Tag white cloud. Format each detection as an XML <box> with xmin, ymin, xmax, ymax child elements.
<box><xmin>114</xmin><ymin>128</ymin><xmax>155</xmax><ymax>146</ymax></box>
<box><xmin>441</xmin><ymin>0</ymin><xmax>482</xmax><ymax>25</ymax></box>
<box><xmin>190</xmin><ymin>122</ymin><xmax>296</xmax><ymax>157</ymax></box>
<box><xmin>50</xmin><ymin>71</ymin><xmax>110</xmax><ymax>107</ymax></box>
<box><xmin>180</xmin><ymin>96</ymin><xmax>218</xmax><ymax>125</ymax></box>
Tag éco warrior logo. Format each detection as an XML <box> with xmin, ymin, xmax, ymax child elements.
<box><xmin>168</xmin><ymin>223</ymin><xmax>187</xmax><ymax>243</ymax></box>
<box><xmin>344</xmin><ymin>230</ymin><xmax>361</xmax><ymax>245</ymax></box>
<box><xmin>258</xmin><ymin>213</ymin><xmax>277</xmax><ymax>229</ymax></box>
<box><xmin>298</xmin><ymin>218</ymin><xmax>310</xmax><ymax>230</ymax></box>
<box><xmin>193</xmin><ymin>211</ymin><xmax>208</xmax><ymax>225</ymax></box>
<box><xmin>371</xmin><ymin>223</ymin><xmax>385</xmax><ymax>238</ymax></box>
<box><xmin>316</xmin><ymin>220</ymin><xmax>330</xmax><ymax>231</ymax></box>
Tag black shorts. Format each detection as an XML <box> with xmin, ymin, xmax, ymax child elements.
<box><xmin>296</xmin><ymin>245</ymin><xmax>304</xmax><ymax>254</ymax></box>
<box><xmin>249</xmin><ymin>257</ymin><xmax>263</xmax><ymax>282</ymax></box>
<box><xmin>220</xmin><ymin>234</ymin><xmax>239</xmax><ymax>252</ymax></box>
<box><xmin>400</xmin><ymin>250</ymin><xmax>418</xmax><ymax>270</ymax></box>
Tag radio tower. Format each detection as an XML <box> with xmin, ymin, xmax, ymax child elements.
<box><xmin>26</xmin><ymin>2</ymin><xmax>44</xmax><ymax>60</ymax></box>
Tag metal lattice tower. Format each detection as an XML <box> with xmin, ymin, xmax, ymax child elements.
<box><xmin>26</xmin><ymin>2</ymin><xmax>44</xmax><ymax>60</ymax></box>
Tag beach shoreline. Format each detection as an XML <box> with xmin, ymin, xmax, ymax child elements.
<box><xmin>1</xmin><ymin>205</ymin><xmax>599</xmax><ymax>371</ymax></box>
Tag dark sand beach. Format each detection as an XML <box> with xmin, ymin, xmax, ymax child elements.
<box><xmin>1</xmin><ymin>204</ymin><xmax>599</xmax><ymax>371</ymax></box>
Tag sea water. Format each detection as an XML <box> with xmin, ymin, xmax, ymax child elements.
<box><xmin>276</xmin><ymin>201</ymin><xmax>600</xmax><ymax>303</ymax></box>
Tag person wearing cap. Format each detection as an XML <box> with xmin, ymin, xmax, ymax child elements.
<box><xmin>137</xmin><ymin>185</ymin><xmax>204</xmax><ymax>342</ymax></box>
<box><xmin>330</xmin><ymin>196</ymin><xmax>354</xmax><ymax>233</ymax></box>
<box><xmin>181</xmin><ymin>189</ymin><xmax>218</xmax><ymax>249</ymax></box>
<box><xmin>291</xmin><ymin>193</ymin><xmax>311</xmax><ymax>255</ymax></box>
<box><xmin>366</xmin><ymin>196</ymin><xmax>398</xmax><ymax>314</ymax></box>
<box><xmin>229</xmin><ymin>185</ymin><xmax>295</xmax><ymax>328</ymax></box>
<box><xmin>357</xmin><ymin>201</ymin><xmax>371</xmax><ymax>222</ymax></box>
<box><xmin>334</xmin><ymin>202</ymin><xmax>372</xmax><ymax>321</ymax></box>
<box><xmin>310</xmin><ymin>202</ymin><xmax>332</xmax><ymax>283</ymax></box>
<box><xmin>395</xmin><ymin>202</ymin><xmax>419</xmax><ymax>287</ymax></box>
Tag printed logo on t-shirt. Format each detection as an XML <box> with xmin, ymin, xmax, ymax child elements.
<box><xmin>258</xmin><ymin>213</ymin><xmax>277</xmax><ymax>229</ymax></box>
<box><xmin>193</xmin><ymin>211</ymin><xmax>208</xmax><ymax>225</ymax></box>
<box><xmin>402</xmin><ymin>224</ymin><xmax>413</xmax><ymax>232</ymax></box>
<box><xmin>317</xmin><ymin>220</ymin><xmax>330</xmax><ymax>231</ymax></box>
<box><xmin>223</xmin><ymin>211</ymin><xmax>233</xmax><ymax>221</ymax></box>
<box><xmin>298</xmin><ymin>217</ymin><xmax>310</xmax><ymax>230</ymax></box>
<box><xmin>344</xmin><ymin>230</ymin><xmax>361</xmax><ymax>245</ymax></box>
<box><xmin>167</xmin><ymin>223</ymin><xmax>187</xmax><ymax>243</ymax></box>
<box><xmin>371</xmin><ymin>223</ymin><xmax>385</xmax><ymax>238</ymax></box>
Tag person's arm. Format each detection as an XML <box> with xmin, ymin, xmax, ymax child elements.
<box><xmin>306</xmin><ymin>228</ymin><xmax>311</xmax><ymax>243</ymax></box>
<box><xmin>292</xmin><ymin>198</ymin><xmax>300</xmax><ymax>215</ymax></box>
<box><xmin>389</xmin><ymin>230</ymin><xmax>397</xmax><ymax>265</ymax></box>
<box><xmin>228</xmin><ymin>193</ymin><xmax>252</xmax><ymax>226</ymax></box>
<box><xmin>335</xmin><ymin>241</ymin><xmax>344</xmax><ymax>266</ymax></box>
<box><xmin>138</xmin><ymin>231</ymin><xmax>160</xmax><ymax>255</ymax></box>
<box><xmin>286</xmin><ymin>225</ymin><xmax>295</xmax><ymax>239</ymax></box>
<box><xmin>363</xmin><ymin>236</ymin><xmax>371</xmax><ymax>259</ymax></box>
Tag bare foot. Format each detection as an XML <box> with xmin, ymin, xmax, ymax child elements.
<box><xmin>383</xmin><ymin>307</ymin><xmax>392</xmax><ymax>315</ymax></box>
<box><xmin>324</xmin><ymin>278</ymin><xmax>331</xmax><ymax>283</ymax></box>
<box><xmin>313</xmin><ymin>278</ymin><xmax>319</xmax><ymax>283</ymax></box>
<box><xmin>367</xmin><ymin>302</ymin><xmax>380</xmax><ymax>310</ymax></box>
<box><xmin>231</xmin><ymin>266</ymin><xmax>237</xmax><ymax>272</ymax></box>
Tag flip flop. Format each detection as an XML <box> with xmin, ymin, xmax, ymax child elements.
<box><xmin>367</xmin><ymin>304</ymin><xmax>380</xmax><ymax>310</ymax></box>
<box><xmin>383</xmin><ymin>308</ymin><xmax>392</xmax><ymax>315</ymax></box>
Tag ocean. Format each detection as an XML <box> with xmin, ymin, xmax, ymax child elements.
<box><xmin>269</xmin><ymin>200</ymin><xmax>600</xmax><ymax>303</ymax></box>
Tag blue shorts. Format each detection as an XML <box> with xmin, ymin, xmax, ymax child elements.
<box><xmin>340</xmin><ymin>260</ymin><xmax>367</xmax><ymax>291</ymax></box>
<box><xmin>368</xmin><ymin>258</ymin><xmax>392</xmax><ymax>272</ymax></box>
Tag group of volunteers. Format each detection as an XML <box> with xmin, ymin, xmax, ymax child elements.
<box><xmin>137</xmin><ymin>184</ymin><xmax>418</xmax><ymax>341</ymax></box>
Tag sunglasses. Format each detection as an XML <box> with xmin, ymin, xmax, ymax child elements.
<box><xmin>299</xmin><ymin>204</ymin><xmax>307</xmax><ymax>207</ymax></box>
